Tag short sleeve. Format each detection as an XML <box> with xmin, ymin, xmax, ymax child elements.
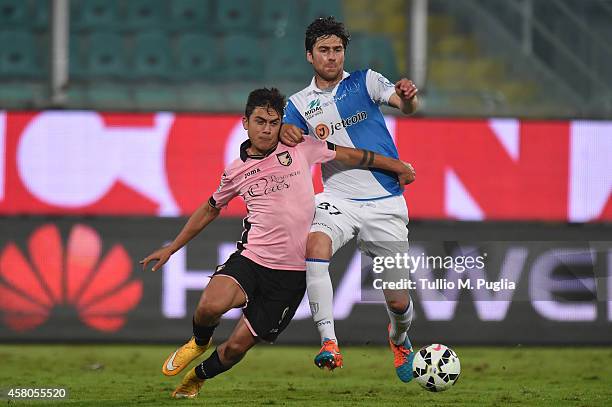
<box><xmin>366</xmin><ymin>69</ymin><xmax>396</xmax><ymax>105</ymax></box>
<box><xmin>210</xmin><ymin>171</ymin><xmax>238</xmax><ymax>209</ymax></box>
<box><xmin>283</xmin><ymin>99</ymin><xmax>309</xmax><ymax>133</ymax></box>
<box><xmin>298</xmin><ymin>135</ymin><xmax>337</xmax><ymax>166</ymax></box>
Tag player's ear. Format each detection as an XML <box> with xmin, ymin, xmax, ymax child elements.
<box><xmin>242</xmin><ymin>116</ymin><xmax>248</xmax><ymax>130</ymax></box>
<box><xmin>306</xmin><ymin>51</ymin><xmax>313</xmax><ymax>64</ymax></box>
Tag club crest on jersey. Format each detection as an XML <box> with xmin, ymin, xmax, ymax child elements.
<box><xmin>276</xmin><ymin>151</ymin><xmax>292</xmax><ymax>166</ymax></box>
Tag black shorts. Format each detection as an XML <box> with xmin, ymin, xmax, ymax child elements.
<box><xmin>213</xmin><ymin>252</ymin><xmax>306</xmax><ymax>342</ymax></box>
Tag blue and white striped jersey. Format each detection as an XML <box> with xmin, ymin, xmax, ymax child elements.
<box><xmin>283</xmin><ymin>69</ymin><xmax>402</xmax><ymax>200</ymax></box>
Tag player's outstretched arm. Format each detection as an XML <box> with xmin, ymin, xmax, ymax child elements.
<box><xmin>333</xmin><ymin>146</ymin><xmax>416</xmax><ymax>185</ymax></box>
<box><xmin>140</xmin><ymin>202</ymin><xmax>221</xmax><ymax>272</ymax></box>
<box><xmin>388</xmin><ymin>78</ymin><xmax>419</xmax><ymax>115</ymax></box>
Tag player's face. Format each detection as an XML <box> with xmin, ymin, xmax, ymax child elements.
<box><xmin>243</xmin><ymin>107</ymin><xmax>281</xmax><ymax>154</ymax></box>
<box><xmin>307</xmin><ymin>35</ymin><xmax>345</xmax><ymax>82</ymax></box>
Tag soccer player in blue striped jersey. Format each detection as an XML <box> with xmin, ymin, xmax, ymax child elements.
<box><xmin>281</xmin><ymin>16</ymin><xmax>419</xmax><ymax>383</ymax></box>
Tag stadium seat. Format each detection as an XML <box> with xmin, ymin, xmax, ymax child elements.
<box><xmin>169</xmin><ymin>0</ymin><xmax>210</xmax><ymax>31</ymax></box>
<box><xmin>85</xmin><ymin>31</ymin><xmax>126</xmax><ymax>78</ymax></box>
<box><xmin>178</xmin><ymin>84</ymin><xmax>225</xmax><ymax>111</ymax></box>
<box><xmin>265</xmin><ymin>38</ymin><xmax>310</xmax><ymax>81</ymax></box>
<box><xmin>214</xmin><ymin>0</ymin><xmax>254</xmax><ymax>32</ymax></box>
<box><xmin>71</xmin><ymin>0</ymin><xmax>120</xmax><ymax>31</ymax></box>
<box><xmin>132</xmin><ymin>31</ymin><xmax>172</xmax><ymax>79</ymax></box>
<box><xmin>86</xmin><ymin>83</ymin><xmax>133</xmax><ymax>109</ymax></box>
<box><xmin>134</xmin><ymin>85</ymin><xmax>180</xmax><ymax>110</ymax></box>
<box><xmin>259</xmin><ymin>0</ymin><xmax>300</xmax><ymax>37</ymax></box>
<box><xmin>304</xmin><ymin>0</ymin><xmax>344</xmax><ymax>24</ymax></box>
<box><xmin>0</xmin><ymin>30</ymin><xmax>41</xmax><ymax>77</ymax></box>
<box><xmin>0</xmin><ymin>0</ymin><xmax>27</xmax><ymax>27</ymax></box>
<box><xmin>0</xmin><ymin>82</ymin><xmax>38</xmax><ymax>106</ymax></box>
<box><xmin>222</xmin><ymin>34</ymin><xmax>263</xmax><ymax>81</ymax></box>
<box><xmin>68</xmin><ymin>34</ymin><xmax>86</xmax><ymax>79</ymax></box>
<box><xmin>175</xmin><ymin>33</ymin><xmax>218</xmax><ymax>80</ymax></box>
<box><xmin>124</xmin><ymin>0</ymin><xmax>165</xmax><ymax>30</ymax></box>
<box><xmin>350</xmin><ymin>35</ymin><xmax>399</xmax><ymax>79</ymax></box>
<box><xmin>32</xmin><ymin>0</ymin><xmax>49</xmax><ymax>31</ymax></box>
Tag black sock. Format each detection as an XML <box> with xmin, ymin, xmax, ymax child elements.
<box><xmin>193</xmin><ymin>317</ymin><xmax>218</xmax><ymax>346</ymax></box>
<box><xmin>194</xmin><ymin>349</ymin><xmax>232</xmax><ymax>379</ymax></box>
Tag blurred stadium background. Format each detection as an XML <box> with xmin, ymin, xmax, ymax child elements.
<box><xmin>0</xmin><ymin>0</ymin><xmax>611</xmax><ymax>403</ymax></box>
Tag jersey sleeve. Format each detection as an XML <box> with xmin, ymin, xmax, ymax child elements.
<box><xmin>366</xmin><ymin>69</ymin><xmax>396</xmax><ymax>105</ymax></box>
<box><xmin>209</xmin><ymin>171</ymin><xmax>238</xmax><ymax>209</ymax></box>
<box><xmin>298</xmin><ymin>135</ymin><xmax>337</xmax><ymax>165</ymax></box>
<box><xmin>283</xmin><ymin>99</ymin><xmax>309</xmax><ymax>133</ymax></box>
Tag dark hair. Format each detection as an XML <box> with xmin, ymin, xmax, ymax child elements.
<box><xmin>245</xmin><ymin>88</ymin><xmax>285</xmax><ymax>119</ymax></box>
<box><xmin>305</xmin><ymin>16</ymin><xmax>350</xmax><ymax>52</ymax></box>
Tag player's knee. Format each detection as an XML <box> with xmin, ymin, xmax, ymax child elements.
<box><xmin>220</xmin><ymin>340</ymin><xmax>248</xmax><ymax>363</ymax></box>
<box><xmin>306</xmin><ymin>232</ymin><xmax>332</xmax><ymax>259</ymax></box>
<box><xmin>195</xmin><ymin>298</ymin><xmax>227</xmax><ymax>324</ymax></box>
<box><xmin>387</xmin><ymin>298</ymin><xmax>409</xmax><ymax>314</ymax></box>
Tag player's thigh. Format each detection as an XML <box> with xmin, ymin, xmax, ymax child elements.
<box><xmin>310</xmin><ymin>193</ymin><xmax>359</xmax><ymax>255</ymax></box>
<box><xmin>357</xmin><ymin>196</ymin><xmax>409</xmax><ymax>258</ymax></box>
<box><xmin>358</xmin><ymin>197</ymin><xmax>410</xmax><ymax>291</ymax></box>
<box><xmin>198</xmin><ymin>253</ymin><xmax>252</xmax><ymax>312</ymax></box>
<box><xmin>244</xmin><ymin>270</ymin><xmax>306</xmax><ymax>343</ymax></box>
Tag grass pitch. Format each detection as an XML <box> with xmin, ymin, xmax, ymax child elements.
<box><xmin>1</xmin><ymin>344</ymin><xmax>611</xmax><ymax>406</ymax></box>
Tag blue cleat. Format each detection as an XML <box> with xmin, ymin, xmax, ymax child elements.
<box><xmin>314</xmin><ymin>338</ymin><xmax>343</xmax><ymax>370</ymax></box>
<box><xmin>388</xmin><ymin>325</ymin><xmax>415</xmax><ymax>382</ymax></box>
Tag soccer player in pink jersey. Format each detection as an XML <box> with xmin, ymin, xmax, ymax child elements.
<box><xmin>140</xmin><ymin>88</ymin><xmax>415</xmax><ymax>399</ymax></box>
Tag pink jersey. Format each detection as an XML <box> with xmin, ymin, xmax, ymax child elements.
<box><xmin>210</xmin><ymin>136</ymin><xmax>336</xmax><ymax>271</ymax></box>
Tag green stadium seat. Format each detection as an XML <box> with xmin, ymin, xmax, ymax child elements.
<box><xmin>214</xmin><ymin>0</ymin><xmax>254</xmax><ymax>32</ymax></box>
<box><xmin>132</xmin><ymin>31</ymin><xmax>172</xmax><ymax>79</ymax></box>
<box><xmin>349</xmin><ymin>35</ymin><xmax>399</xmax><ymax>79</ymax></box>
<box><xmin>68</xmin><ymin>34</ymin><xmax>86</xmax><ymax>79</ymax></box>
<box><xmin>175</xmin><ymin>33</ymin><xmax>217</xmax><ymax>80</ymax></box>
<box><xmin>259</xmin><ymin>0</ymin><xmax>300</xmax><ymax>37</ymax></box>
<box><xmin>222</xmin><ymin>34</ymin><xmax>263</xmax><ymax>81</ymax></box>
<box><xmin>0</xmin><ymin>0</ymin><xmax>27</xmax><ymax>27</ymax></box>
<box><xmin>86</xmin><ymin>83</ymin><xmax>133</xmax><ymax>109</ymax></box>
<box><xmin>134</xmin><ymin>86</ymin><xmax>180</xmax><ymax>110</ymax></box>
<box><xmin>178</xmin><ymin>84</ymin><xmax>225</xmax><ymax>111</ymax></box>
<box><xmin>304</xmin><ymin>0</ymin><xmax>344</xmax><ymax>25</ymax></box>
<box><xmin>169</xmin><ymin>0</ymin><xmax>210</xmax><ymax>31</ymax></box>
<box><xmin>0</xmin><ymin>30</ymin><xmax>41</xmax><ymax>77</ymax></box>
<box><xmin>71</xmin><ymin>0</ymin><xmax>120</xmax><ymax>31</ymax></box>
<box><xmin>124</xmin><ymin>0</ymin><xmax>165</xmax><ymax>30</ymax></box>
<box><xmin>0</xmin><ymin>82</ymin><xmax>37</xmax><ymax>106</ymax></box>
<box><xmin>85</xmin><ymin>31</ymin><xmax>126</xmax><ymax>78</ymax></box>
<box><xmin>32</xmin><ymin>0</ymin><xmax>49</xmax><ymax>31</ymax></box>
<box><xmin>265</xmin><ymin>37</ymin><xmax>310</xmax><ymax>81</ymax></box>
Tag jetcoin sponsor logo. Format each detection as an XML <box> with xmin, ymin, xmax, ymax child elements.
<box><xmin>330</xmin><ymin>111</ymin><xmax>367</xmax><ymax>135</ymax></box>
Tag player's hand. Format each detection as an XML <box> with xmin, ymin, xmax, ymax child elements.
<box><xmin>398</xmin><ymin>162</ymin><xmax>416</xmax><ymax>185</ymax></box>
<box><xmin>280</xmin><ymin>124</ymin><xmax>305</xmax><ymax>147</ymax></box>
<box><xmin>140</xmin><ymin>246</ymin><xmax>173</xmax><ymax>272</ymax></box>
<box><xmin>395</xmin><ymin>79</ymin><xmax>418</xmax><ymax>101</ymax></box>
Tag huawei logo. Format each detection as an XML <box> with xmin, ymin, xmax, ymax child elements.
<box><xmin>0</xmin><ymin>224</ymin><xmax>142</xmax><ymax>332</ymax></box>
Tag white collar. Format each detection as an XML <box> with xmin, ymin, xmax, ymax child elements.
<box><xmin>308</xmin><ymin>71</ymin><xmax>350</xmax><ymax>94</ymax></box>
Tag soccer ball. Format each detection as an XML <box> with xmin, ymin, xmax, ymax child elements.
<box><xmin>412</xmin><ymin>344</ymin><xmax>461</xmax><ymax>392</ymax></box>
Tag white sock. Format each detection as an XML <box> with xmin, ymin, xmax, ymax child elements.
<box><xmin>306</xmin><ymin>259</ymin><xmax>337</xmax><ymax>345</ymax></box>
<box><xmin>386</xmin><ymin>298</ymin><xmax>413</xmax><ymax>345</ymax></box>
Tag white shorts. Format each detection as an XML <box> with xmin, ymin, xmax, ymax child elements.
<box><xmin>310</xmin><ymin>192</ymin><xmax>410</xmax><ymax>259</ymax></box>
